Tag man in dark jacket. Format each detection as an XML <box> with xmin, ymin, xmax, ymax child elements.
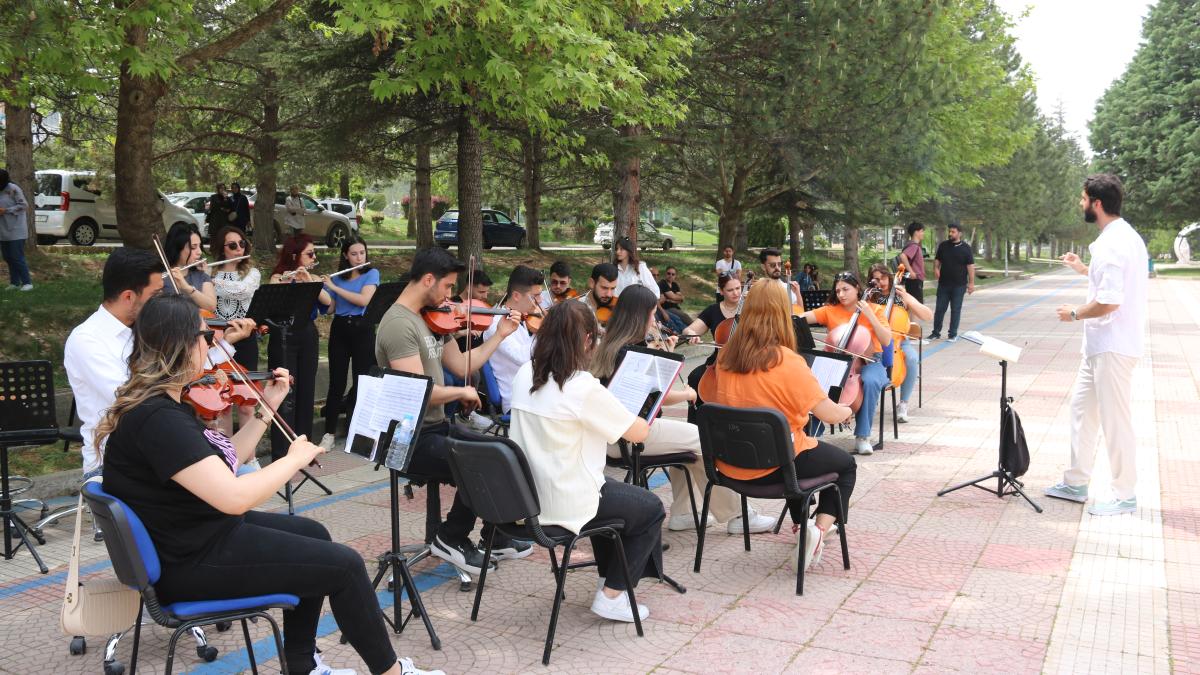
<box><xmin>229</xmin><ymin>182</ymin><xmax>252</xmax><ymax>235</ymax></box>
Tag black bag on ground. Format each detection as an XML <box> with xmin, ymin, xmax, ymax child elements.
<box><xmin>1000</xmin><ymin>402</ymin><xmax>1030</xmax><ymax>477</ymax></box>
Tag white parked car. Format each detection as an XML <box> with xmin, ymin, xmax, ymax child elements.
<box><xmin>167</xmin><ymin>191</ymin><xmax>215</xmax><ymax>239</ymax></box>
<box><xmin>246</xmin><ymin>190</ymin><xmax>357</xmax><ymax>248</ymax></box>
<box><xmin>34</xmin><ymin>170</ymin><xmax>199</xmax><ymax>246</ymax></box>
<box><xmin>593</xmin><ymin>220</ymin><xmax>674</xmax><ymax>251</ymax></box>
<box><xmin>318</xmin><ymin>198</ymin><xmax>363</xmax><ymax>228</ymax></box>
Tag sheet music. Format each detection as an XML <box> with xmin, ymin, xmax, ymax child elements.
<box><xmin>607</xmin><ymin>349</ymin><xmax>684</xmax><ymax>423</ymax></box>
<box><xmin>808</xmin><ymin>354</ymin><xmax>850</xmax><ymax>393</ymax></box>
<box><xmin>345</xmin><ymin>373</ymin><xmax>430</xmax><ymax>462</ymax></box>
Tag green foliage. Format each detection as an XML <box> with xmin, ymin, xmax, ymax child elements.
<box><xmin>746</xmin><ymin>214</ymin><xmax>785</xmax><ymax>248</ymax></box>
<box><xmin>1091</xmin><ymin>0</ymin><xmax>1200</xmax><ymax>228</ymax></box>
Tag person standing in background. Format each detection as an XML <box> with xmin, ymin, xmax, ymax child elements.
<box><xmin>897</xmin><ymin>222</ymin><xmax>927</xmax><ymax>304</ymax></box>
<box><xmin>285</xmin><ymin>185</ymin><xmax>306</xmax><ymax>235</ymax></box>
<box><xmin>229</xmin><ymin>182</ymin><xmax>252</xmax><ymax>235</ymax></box>
<box><xmin>206</xmin><ymin>183</ymin><xmax>234</xmax><ymax>231</ymax></box>
<box><xmin>715</xmin><ymin>245</ymin><xmax>742</xmax><ymax>282</ymax></box>
<box><xmin>0</xmin><ymin>169</ymin><xmax>32</xmax><ymax>291</ymax></box>
<box><xmin>929</xmin><ymin>223</ymin><xmax>975</xmax><ymax>342</ymax></box>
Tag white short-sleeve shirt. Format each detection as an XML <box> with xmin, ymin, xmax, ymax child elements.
<box><xmin>1083</xmin><ymin>218</ymin><xmax>1148</xmax><ymax>359</ymax></box>
<box><xmin>508</xmin><ymin>363</ymin><xmax>637</xmax><ymax>533</ymax></box>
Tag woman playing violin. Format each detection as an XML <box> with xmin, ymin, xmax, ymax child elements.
<box><xmin>798</xmin><ymin>270</ymin><xmax>892</xmax><ymax>455</ymax></box>
<box><xmin>867</xmin><ymin>263</ymin><xmax>933</xmax><ymax>423</ymax></box>
<box><xmin>267</xmin><ymin>234</ymin><xmax>332</xmax><ymax>463</ymax></box>
<box><xmin>699</xmin><ymin>279</ymin><xmax>857</xmax><ymax>572</ymax></box>
<box><xmin>681</xmin><ymin>273</ymin><xmax>742</xmax><ymax>342</ymax></box>
<box><xmin>590</xmin><ymin>286</ymin><xmax>769</xmax><ymax>534</ymax></box>
<box><xmin>96</xmin><ymin>294</ymin><xmax>441</xmax><ymax>675</ymax></box>
<box><xmin>320</xmin><ymin>236</ymin><xmax>379</xmax><ymax>449</ymax></box>
<box><xmin>162</xmin><ymin>221</ymin><xmax>217</xmax><ymax>312</ymax></box>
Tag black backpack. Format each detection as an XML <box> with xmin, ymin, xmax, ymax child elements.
<box><xmin>1000</xmin><ymin>402</ymin><xmax>1030</xmax><ymax>477</ymax></box>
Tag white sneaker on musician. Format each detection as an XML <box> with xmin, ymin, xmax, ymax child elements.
<box><xmin>668</xmin><ymin>512</ymin><xmax>715</xmax><ymax>531</ymax></box>
<box><xmin>18</xmin><ymin>284</ymin><xmax>32</xmax><ymax>291</ymax></box>
<box><xmin>727</xmin><ymin>508</ymin><xmax>776</xmax><ymax>534</ymax></box>
<box><xmin>309</xmin><ymin>650</ymin><xmax>356</xmax><ymax>675</ymax></box>
<box><xmin>318</xmin><ymin>433</ymin><xmax>337</xmax><ymax>451</ymax></box>
<box><xmin>590</xmin><ymin>588</ymin><xmax>649</xmax><ymax>622</ymax></box>
<box><xmin>398</xmin><ymin>657</ymin><xmax>445</xmax><ymax>675</ymax></box>
<box><xmin>464</xmin><ymin>411</ymin><xmax>493</xmax><ymax>431</ymax></box>
<box><xmin>896</xmin><ymin>401</ymin><xmax>910</xmax><ymax>423</ymax></box>
<box><xmin>854</xmin><ymin>437</ymin><xmax>874</xmax><ymax>455</ymax></box>
<box><xmin>791</xmin><ymin>522</ymin><xmax>823</xmax><ymax>571</ymax></box>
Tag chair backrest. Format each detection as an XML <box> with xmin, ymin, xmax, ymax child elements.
<box><xmin>695</xmin><ymin>403</ymin><xmax>797</xmax><ymax>476</ymax></box>
<box><xmin>81</xmin><ymin>481</ymin><xmax>161</xmax><ymax>591</ymax></box>
<box><xmin>446</xmin><ymin>434</ymin><xmax>541</xmax><ymax>526</ymax></box>
<box><xmin>0</xmin><ymin>360</ymin><xmax>59</xmax><ymax>439</ymax></box>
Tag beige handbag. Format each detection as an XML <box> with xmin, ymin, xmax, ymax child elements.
<box><xmin>60</xmin><ymin>492</ymin><xmax>141</xmax><ymax>636</ymax></box>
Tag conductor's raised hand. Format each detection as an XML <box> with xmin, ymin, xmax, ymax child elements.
<box><xmin>1060</xmin><ymin>252</ymin><xmax>1086</xmax><ymax>274</ymax></box>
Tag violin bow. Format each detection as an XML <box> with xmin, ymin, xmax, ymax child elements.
<box><xmin>465</xmin><ymin>255</ymin><xmax>475</xmax><ymax>384</ymax></box>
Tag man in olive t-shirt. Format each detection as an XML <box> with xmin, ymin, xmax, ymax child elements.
<box><xmin>376</xmin><ymin>303</ymin><xmax>448</xmax><ymax>426</ymax></box>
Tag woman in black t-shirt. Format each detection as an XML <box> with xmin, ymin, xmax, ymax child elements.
<box><xmin>681</xmin><ymin>273</ymin><xmax>742</xmax><ymax>340</ymax></box>
<box><xmin>96</xmin><ymin>294</ymin><xmax>437</xmax><ymax>675</ymax></box>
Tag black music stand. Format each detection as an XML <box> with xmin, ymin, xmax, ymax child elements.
<box><xmin>800</xmin><ymin>289</ymin><xmax>829</xmax><ymax>312</ymax></box>
<box><xmin>247</xmin><ymin>281</ymin><xmax>332</xmax><ymax>514</ymax></box>
<box><xmin>0</xmin><ymin>361</ymin><xmax>59</xmax><ymax>574</ymax></box>
<box><xmin>363</xmin><ymin>281</ymin><xmax>405</xmax><ymax>326</ymax></box>
<box><xmin>937</xmin><ymin>360</ymin><xmax>1042</xmax><ymax>512</ymax></box>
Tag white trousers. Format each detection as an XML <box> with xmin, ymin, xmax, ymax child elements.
<box><xmin>607</xmin><ymin>417</ymin><xmax>742</xmax><ymax>522</ymax></box>
<box><xmin>1063</xmin><ymin>352</ymin><xmax>1139</xmax><ymax>500</ymax></box>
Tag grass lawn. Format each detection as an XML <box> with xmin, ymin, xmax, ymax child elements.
<box><xmin>659</xmin><ymin>226</ymin><xmax>719</xmax><ymax>247</ymax></box>
<box><xmin>1155</xmin><ymin>266</ymin><xmax>1200</xmax><ymax>277</ymax></box>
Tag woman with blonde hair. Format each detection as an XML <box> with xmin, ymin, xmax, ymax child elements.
<box><xmin>699</xmin><ymin>279</ymin><xmax>857</xmax><ymax>571</ymax></box>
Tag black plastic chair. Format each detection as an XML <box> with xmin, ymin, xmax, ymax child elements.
<box><xmin>446</xmin><ymin>435</ymin><xmax>644</xmax><ymax>665</ymax></box>
<box><xmin>693</xmin><ymin>404</ymin><xmax>849</xmax><ymax>595</ymax></box>
<box><xmin>82</xmin><ymin>480</ymin><xmax>294</xmax><ymax>675</ymax></box>
<box><xmin>606</xmin><ymin>439</ymin><xmax>700</xmax><ymax>534</ymax></box>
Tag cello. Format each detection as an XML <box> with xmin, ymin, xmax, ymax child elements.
<box><xmin>825</xmin><ymin>296</ymin><xmax>875</xmax><ymax>412</ymax></box>
<box><xmin>876</xmin><ymin>264</ymin><xmax>910</xmax><ymax>388</ymax></box>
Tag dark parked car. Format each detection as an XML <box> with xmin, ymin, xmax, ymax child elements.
<box><xmin>435</xmin><ymin>209</ymin><xmax>526</xmax><ymax>249</ymax></box>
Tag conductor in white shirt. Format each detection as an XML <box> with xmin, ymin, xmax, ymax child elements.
<box><xmin>1045</xmin><ymin>174</ymin><xmax>1148</xmax><ymax>516</ymax></box>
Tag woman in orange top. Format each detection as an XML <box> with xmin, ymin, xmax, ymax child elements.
<box><xmin>867</xmin><ymin>263</ymin><xmax>932</xmax><ymax>423</ymax></box>
<box><xmin>699</xmin><ymin>279</ymin><xmax>857</xmax><ymax>571</ymax></box>
<box><xmin>800</xmin><ymin>271</ymin><xmax>892</xmax><ymax>455</ymax></box>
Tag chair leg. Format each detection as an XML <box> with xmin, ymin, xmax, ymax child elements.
<box><xmin>794</xmin><ymin>511</ymin><xmax>808</xmax><ymax>596</ymax></box>
<box><xmin>471</xmin><ymin>528</ymin><xmax>497</xmax><ymax>621</ymax></box>
<box><xmin>164</xmin><ymin>625</ymin><xmax>184</xmax><ymax>675</ymax></box>
<box><xmin>263</xmin><ymin>611</ymin><xmax>289</xmax><ymax>674</ymax></box>
<box><xmin>543</xmin><ymin>541</ymin><xmax>575</xmax><ymax>665</ymax></box>
<box><xmin>772</xmin><ymin>503</ymin><xmax>788</xmax><ymax>534</ymax></box>
<box><xmin>831</xmin><ymin>485</ymin><xmax>850</xmax><ymax>570</ymax></box>
<box><xmin>693</xmin><ymin>484</ymin><xmax>713</xmax><ymax>573</ymax></box>
<box><xmin>877</xmin><ymin>388</ymin><xmax>885</xmax><ymax>449</ymax></box>
<box><xmin>740</xmin><ymin>495</ymin><xmax>751</xmax><ymax>552</ymax></box>
<box><xmin>918</xmin><ymin>340</ymin><xmax>923</xmax><ymax>408</ymax></box>
<box><xmin>608</xmin><ymin>532</ymin><xmax>644</xmax><ymax>638</ymax></box>
<box><xmin>129</xmin><ymin>603</ymin><xmax>143</xmax><ymax>675</ymax></box>
<box><xmin>891</xmin><ymin>387</ymin><xmax>898</xmax><ymax>439</ymax></box>
<box><xmin>680</xmin><ymin>466</ymin><xmax>700</xmax><ymax>535</ymax></box>
<box><xmin>240</xmin><ymin>618</ymin><xmax>258</xmax><ymax>675</ymax></box>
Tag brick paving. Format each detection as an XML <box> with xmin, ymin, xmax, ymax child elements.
<box><xmin>2</xmin><ymin>268</ymin><xmax>1197</xmax><ymax>674</ymax></box>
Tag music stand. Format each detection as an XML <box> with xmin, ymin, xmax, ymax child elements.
<box><xmin>936</xmin><ymin>334</ymin><xmax>1042</xmax><ymax>512</ymax></box>
<box><xmin>0</xmin><ymin>361</ymin><xmax>56</xmax><ymax>574</ymax></box>
<box><xmin>247</xmin><ymin>282</ymin><xmax>331</xmax><ymax>514</ymax></box>
<box><xmin>364</xmin><ymin>281</ymin><xmax>405</xmax><ymax>326</ymax></box>
<box><xmin>800</xmin><ymin>290</ymin><xmax>829</xmax><ymax>312</ymax></box>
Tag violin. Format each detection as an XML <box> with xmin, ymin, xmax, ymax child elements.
<box><xmin>553</xmin><ymin>287</ymin><xmax>580</xmax><ymax>304</ymax></box>
<box><xmin>421</xmin><ymin>299</ymin><xmax>530</xmax><ymax>335</ymax></box>
<box><xmin>183</xmin><ymin>368</ymin><xmax>289</xmax><ymax>418</ymax></box>
<box><xmin>594</xmin><ymin>296</ymin><xmax>617</xmax><ymax>327</ymax></box>
<box><xmin>205</xmin><ymin>317</ymin><xmax>269</xmax><ymax>337</ymax></box>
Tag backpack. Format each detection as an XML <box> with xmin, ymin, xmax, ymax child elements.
<box><xmin>1000</xmin><ymin>402</ymin><xmax>1030</xmax><ymax>477</ymax></box>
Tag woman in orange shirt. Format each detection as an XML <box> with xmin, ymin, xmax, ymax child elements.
<box><xmin>699</xmin><ymin>280</ymin><xmax>857</xmax><ymax>571</ymax></box>
<box><xmin>800</xmin><ymin>271</ymin><xmax>892</xmax><ymax>455</ymax></box>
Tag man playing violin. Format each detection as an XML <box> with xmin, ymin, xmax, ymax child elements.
<box><xmin>582</xmin><ymin>262</ymin><xmax>619</xmax><ymax>327</ymax></box>
<box><xmin>538</xmin><ymin>259</ymin><xmax>577</xmax><ymax>310</ymax></box>
<box><xmin>481</xmin><ymin>265</ymin><xmax>544</xmax><ymax>413</ymax></box>
<box><xmin>376</xmin><ymin>247</ymin><xmax>533</xmax><ymax>574</ymax></box>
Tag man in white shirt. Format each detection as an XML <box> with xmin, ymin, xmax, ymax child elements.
<box><xmin>1046</xmin><ymin>174</ymin><xmax>1148</xmax><ymax>516</ymax></box>
<box><xmin>714</xmin><ymin>246</ymin><xmax>742</xmax><ymax>281</ymax></box>
<box><xmin>481</xmin><ymin>265</ymin><xmax>543</xmax><ymax>412</ymax></box>
<box><xmin>538</xmin><ymin>260</ymin><xmax>574</xmax><ymax>310</ymax></box>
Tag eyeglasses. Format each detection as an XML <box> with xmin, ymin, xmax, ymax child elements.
<box><xmin>196</xmin><ymin>329</ymin><xmax>215</xmax><ymax>347</ymax></box>
<box><xmin>225</xmin><ymin>240</ymin><xmax>246</xmax><ymax>251</ymax></box>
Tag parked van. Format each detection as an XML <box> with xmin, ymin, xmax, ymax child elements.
<box><xmin>33</xmin><ymin>170</ymin><xmax>199</xmax><ymax>246</ymax></box>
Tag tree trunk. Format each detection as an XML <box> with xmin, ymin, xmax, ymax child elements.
<box><xmin>802</xmin><ymin>220</ymin><xmax>815</xmax><ymax>255</ymax></box>
<box><xmin>406</xmin><ymin>172</ymin><xmax>416</xmax><ymax>239</ymax></box>
<box><xmin>522</xmin><ymin>132</ymin><xmax>543</xmax><ymax>250</ymax></box>
<box><xmin>613</xmin><ymin>124</ymin><xmax>641</xmax><ymax>249</ymax></box>
<box><xmin>717</xmin><ymin>209</ymin><xmax>743</xmax><ymax>252</ymax></box>
<box><xmin>115</xmin><ymin>52</ymin><xmax>168</xmax><ymax>249</ymax></box>
<box><xmin>339</xmin><ymin>172</ymin><xmax>350</xmax><ymax>200</ymax></box>
<box><xmin>3</xmin><ymin>102</ymin><xmax>36</xmax><ymax>250</ymax></box>
<box><xmin>252</xmin><ymin>70</ymin><xmax>280</xmax><ymax>252</ymax></box>
<box><xmin>456</xmin><ymin>109</ymin><xmax>484</xmax><ymax>267</ymax></box>
<box><xmin>842</xmin><ymin>223</ymin><xmax>861</xmax><ymax>278</ymax></box>
<box><xmin>734</xmin><ymin>218</ymin><xmax>749</xmax><ymax>253</ymax></box>
<box><xmin>414</xmin><ymin>141</ymin><xmax>433</xmax><ymax>249</ymax></box>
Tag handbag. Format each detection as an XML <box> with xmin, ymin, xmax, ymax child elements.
<box><xmin>60</xmin><ymin>491</ymin><xmax>141</xmax><ymax>636</ymax></box>
<box><xmin>999</xmin><ymin>402</ymin><xmax>1031</xmax><ymax>478</ymax></box>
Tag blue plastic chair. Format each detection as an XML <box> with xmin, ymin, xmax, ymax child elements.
<box><xmin>82</xmin><ymin>481</ymin><xmax>296</xmax><ymax>674</ymax></box>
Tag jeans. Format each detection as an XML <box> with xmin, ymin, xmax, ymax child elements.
<box><xmin>855</xmin><ymin>358</ymin><xmax>888</xmax><ymax>439</ymax></box>
<box><xmin>1</xmin><ymin>239</ymin><xmax>31</xmax><ymax>286</ymax></box>
<box><xmin>587</xmin><ymin>478</ymin><xmax>665</xmax><ymax>591</ymax></box>
<box><xmin>899</xmin><ymin>339</ymin><xmax>919</xmax><ymax>403</ymax></box>
<box><xmin>325</xmin><ymin>315</ymin><xmax>376</xmax><ymax>435</ymax></box>
<box><xmin>154</xmin><ymin>511</ymin><xmax>396</xmax><ymax>675</ymax></box>
<box><xmin>932</xmin><ymin>284</ymin><xmax>967</xmax><ymax>337</ymax></box>
<box><xmin>902</xmin><ymin>277</ymin><xmax>924</xmax><ymax>305</ymax></box>
<box><xmin>268</xmin><ymin>321</ymin><xmax>318</xmax><ymax>460</ymax></box>
<box><xmin>746</xmin><ymin>440</ymin><xmax>856</xmax><ymax>523</ymax></box>
<box><xmin>406</xmin><ymin>422</ymin><xmax>481</xmax><ymax>544</ymax></box>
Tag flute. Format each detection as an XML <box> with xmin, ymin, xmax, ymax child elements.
<box><xmin>326</xmin><ymin>261</ymin><xmax>371</xmax><ymax>279</ymax></box>
<box><xmin>162</xmin><ymin>257</ymin><xmax>215</xmax><ymax>277</ymax></box>
<box><xmin>211</xmin><ymin>254</ymin><xmax>251</xmax><ymax>267</ymax></box>
<box><xmin>280</xmin><ymin>263</ymin><xmax>317</xmax><ymax>280</ymax></box>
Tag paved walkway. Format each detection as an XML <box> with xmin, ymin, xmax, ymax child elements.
<box><xmin>2</xmin><ymin>269</ymin><xmax>1198</xmax><ymax>674</ymax></box>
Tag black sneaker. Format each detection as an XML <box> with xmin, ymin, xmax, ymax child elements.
<box><xmin>928</xmin><ymin>332</ymin><xmax>941</xmax><ymax>340</ymax></box>
<box><xmin>432</xmin><ymin>534</ymin><xmax>493</xmax><ymax>575</ymax></box>
<box><xmin>482</xmin><ymin>532</ymin><xmax>535</xmax><ymax>560</ymax></box>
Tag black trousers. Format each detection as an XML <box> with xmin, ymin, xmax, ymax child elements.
<box><xmin>747</xmin><ymin>440</ymin><xmax>856</xmax><ymax>524</ymax></box>
<box><xmin>903</xmin><ymin>277</ymin><xmax>924</xmax><ymax>306</ymax></box>
<box><xmin>587</xmin><ymin>478</ymin><xmax>665</xmax><ymax>591</ymax></box>
<box><xmin>268</xmin><ymin>321</ymin><xmax>318</xmax><ymax>460</ymax></box>
<box><xmin>231</xmin><ymin>334</ymin><xmax>259</xmax><ymax>371</ymax></box>
<box><xmin>155</xmin><ymin>512</ymin><xmax>396</xmax><ymax>675</ymax></box>
<box><xmin>407</xmin><ymin>422</ymin><xmax>480</xmax><ymax>544</ymax></box>
<box><xmin>324</xmin><ymin>315</ymin><xmax>375</xmax><ymax>435</ymax></box>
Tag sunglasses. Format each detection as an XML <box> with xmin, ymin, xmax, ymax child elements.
<box><xmin>834</xmin><ymin>271</ymin><xmax>858</xmax><ymax>283</ymax></box>
<box><xmin>225</xmin><ymin>240</ymin><xmax>246</xmax><ymax>251</ymax></box>
<box><xmin>302</xmin><ymin>250</ymin><xmax>316</xmax><ymax>258</ymax></box>
<box><xmin>197</xmin><ymin>329</ymin><xmax>215</xmax><ymax>347</ymax></box>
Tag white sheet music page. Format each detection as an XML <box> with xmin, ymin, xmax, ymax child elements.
<box><xmin>809</xmin><ymin>355</ymin><xmax>850</xmax><ymax>393</ymax></box>
<box><xmin>607</xmin><ymin>349</ymin><xmax>684</xmax><ymax>423</ymax></box>
<box><xmin>345</xmin><ymin>374</ymin><xmax>387</xmax><ymax>459</ymax></box>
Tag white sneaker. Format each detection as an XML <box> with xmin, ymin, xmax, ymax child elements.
<box><xmin>590</xmin><ymin>588</ymin><xmax>649</xmax><ymax>622</ymax></box>
<box><xmin>398</xmin><ymin>657</ymin><xmax>445</xmax><ymax>675</ymax></box>
<box><xmin>791</xmin><ymin>522</ymin><xmax>823</xmax><ymax>571</ymax></box>
<box><xmin>668</xmin><ymin>512</ymin><xmax>715</xmax><ymax>531</ymax></box>
<box><xmin>318</xmin><ymin>433</ymin><xmax>337</xmax><ymax>451</ymax></box>
<box><xmin>854</xmin><ymin>437</ymin><xmax>874</xmax><ymax>455</ymax></box>
<box><xmin>896</xmin><ymin>401</ymin><xmax>910</xmax><ymax>423</ymax></box>
<box><xmin>464</xmin><ymin>411</ymin><xmax>493</xmax><ymax>431</ymax></box>
<box><xmin>727</xmin><ymin>509</ymin><xmax>776</xmax><ymax>534</ymax></box>
<box><xmin>18</xmin><ymin>284</ymin><xmax>32</xmax><ymax>291</ymax></box>
<box><xmin>309</xmin><ymin>650</ymin><xmax>356</xmax><ymax>675</ymax></box>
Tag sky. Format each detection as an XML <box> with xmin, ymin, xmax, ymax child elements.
<box><xmin>993</xmin><ymin>0</ymin><xmax>1156</xmax><ymax>155</ymax></box>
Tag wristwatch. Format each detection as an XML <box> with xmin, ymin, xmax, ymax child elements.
<box><xmin>1070</xmin><ymin>309</ymin><xmax>1077</xmax><ymax>321</ymax></box>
